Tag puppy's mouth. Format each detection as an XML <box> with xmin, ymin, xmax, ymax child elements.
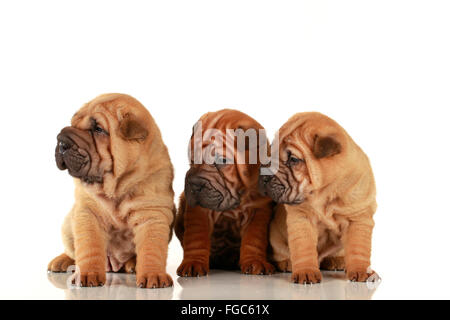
<box><xmin>55</xmin><ymin>130</ymin><xmax>103</xmax><ymax>184</ymax></box>
<box><xmin>185</xmin><ymin>176</ymin><xmax>240</xmax><ymax>211</ymax></box>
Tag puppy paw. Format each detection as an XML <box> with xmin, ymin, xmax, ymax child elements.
<box><xmin>241</xmin><ymin>259</ymin><xmax>275</xmax><ymax>275</ymax></box>
<box><xmin>47</xmin><ymin>253</ymin><xmax>75</xmax><ymax>272</ymax></box>
<box><xmin>275</xmin><ymin>260</ymin><xmax>292</xmax><ymax>273</ymax></box>
<box><xmin>346</xmin><ymin>267</ymin><xmax>376</xmax><ymax>282</ymax></box>
<box><xmin>136</xmin><ymin>272</ymin><xmax>173</xmax><ymax>288</ymax></box>
<box><xmin>124</xmin><ymin>257</ymin><xmax>136</xmax><ymax>274</ymax></box>
<box><xmin>291</xmin><ymin>268</ymin><xmax>322</xmax><ymax>284</ymax></box>
<box><xmin>177</xmin><ymin>260</ymin><xmax>209</xmax><ymax>277</ymax></box>
<box><xmin>77</xmin><ymin>271</ymin><xmax>106</xmax><ymax>287</ymax></box>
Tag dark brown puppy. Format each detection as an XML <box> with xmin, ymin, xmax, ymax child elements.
<box><xmin>175</xmin><ymin>109</ymin><xmax>275</xmax><ymax>276</ymax></box>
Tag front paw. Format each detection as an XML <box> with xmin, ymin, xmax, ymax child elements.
<box><xmin>241</xmin><ymin>259</ymin><xmax>275</xmax><ymax>275</ymax></box>
<box><xmin>76</xmin><ymin>271</ymin><xmax>106</xmax><ymax>287</ymax></box>
<box><xmin>291</xmin><ymin>268</ymin><xmax>322</xmax><ymax>284</ymax></box>
<box><xmin>177</xmin><ymin>260</ymin><xmax>209</xmax><ymax>277</ymax></box>
<box><xmin>346</xmin><ymin>267</ymin><xmax>376</xmax><ymax>282</ymax></box>
<box><xmin>136</xmin><ymin>272</ymin><xmax>173</xmax><ymax>288</ymax></box>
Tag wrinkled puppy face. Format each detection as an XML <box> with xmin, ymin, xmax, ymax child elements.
<box><xmin>55</xmin><ymin>115</ymin><xmax>112</xmax><ymax>184</ymax></box>
<box><xmin>184</xmin><ymin>110</ymin><xmax>264</xmax><ymax>211</ymax></box>
<box><xmin>259</xmin><ymin>135</ymin><xmax>341</xmax><ymax>205</ymax></box>
<box><xmin>55</xmin><ymin>94</ymin><xmax>149</xmax><ymax>185</ymax></box>
<box><xmin>184</xmin><ymin>136</ymin><xmax>246</xmax><ymax>211</ymax></box>
<box><xmin>258</xmin><ymin>141</ymin><xmax>310</xmax><ymax>204</ymax></box>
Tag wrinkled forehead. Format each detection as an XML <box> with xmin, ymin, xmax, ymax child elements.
<box><xmin>70</xmin><ymin>96</ymin><xmax>147</xmax><ymax>128</ymax></box>
<box><xmin>189</xmin><ymin>110</ymin><xmax>265</xmax><ymax>158</ymax></box>
<box><xmin>278</xmin><ymin>119</ymin><xmax>307</xmax><ymax>143</ymax></box>
<box><xmin>275</xmin><ymin>138</ymin><xmax>304</xmax><ymax>159</ymax></box>
<box><xmin>190</xmin><ymin>126</ymin><xmax>237</xmax><ymax>158</ymax></box>
<box><xmin>71</xmin><ymin>103</ymin><xmax>111</xmax><ymax>126</ymax></box>
<box><xmin>269</xmin><ymin>123</ymin><xmax>312</xmax><ymax>164</ymax></box>
<box><xmin>193</xmin><ymin>124</ymin><xmax>263</xmax><ymax>150</ymax></box>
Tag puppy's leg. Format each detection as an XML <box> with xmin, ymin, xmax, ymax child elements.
<box><xmin>344</xmin><ymin>211</ymin><xmax>376</xmax><ymax>282</ymax></box>
<box><xmin>269</xmin><ymin>206</ymin><xmax>291</xmax><ymax>272</ymax></box>
<box><xmin>48</xmin><ymin>253</ymin><xmax>75</xmax><ymax>272</ymax></box>
<box><xmin>240</xmin><ymin>208</ymin><xmax>275</xmax><ymax>275</ymax></box>
<box><xmin>131</xmin><ymin>209</ymin><xmax>173</xmax><ymax>288</ymax></box>
<box><xmin>286</xmin><ymin>206</ymin><xmax>322</xmax><ymax>284</ymax></box>
<box><xmin>72</xmin><ymin>210</ymin><xmax>107</xmax><ymax>287</ymax></box>
<box><xmin>177</xmin><ymin>206</ymin><xmax>210</xmax><ymax>277</ymax></box>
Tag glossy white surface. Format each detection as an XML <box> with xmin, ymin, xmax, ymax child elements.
<box><xmin>0</xmin><ymin>238</ymin><xmax>443</xmax><ymax>300</ymax></box>
<box><xmin>45</xmin><ymin>269</ymin><xmax>380</xmax><ymax>300</ymax></box>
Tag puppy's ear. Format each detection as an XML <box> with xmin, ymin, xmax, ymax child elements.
<box><xmin>119</xmin><ymin>115</ymin><xmax>148</xmax><ymax>141</ymax></box>
<box><xmin>313</xmin><ymin>135</ymin><xmax>341</xmax><ymax>159</ymax></box>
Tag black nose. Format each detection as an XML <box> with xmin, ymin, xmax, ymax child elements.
<box><xmin>261</xmin><ymin>175</ymin><xmax>273</xmax><ymax>185</ymax></box>
<box><xmin>58</xmin><ymin>140</ymin><xmax>71</xmax><ymax>154</ymax></box>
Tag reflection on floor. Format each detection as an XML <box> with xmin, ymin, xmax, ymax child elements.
<box><xmin>47</xmin><ymin>269</ymin><xmax>381</xmax><ymax>300</ymax></box>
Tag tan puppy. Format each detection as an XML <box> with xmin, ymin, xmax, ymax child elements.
<box><xmin>259</xmin><ymin>112</ymin><xmax>377</xmax><ymax>283</ymax></box>
<box><xmin>48</xmin><ymin>94</ymin><xmax>175</xmax><ymax>288</ymax></box>
<box><xmin>175</xmin><ymin>109</ymin><xmax>275</xmax><ymax>276</ymax></box>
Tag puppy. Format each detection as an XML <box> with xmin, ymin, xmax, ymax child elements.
<box><xmin>175</xmin><ymin>109</ymin><xmax>275</xmax><ymax>276</ymax></box>
<box><xmin>48</xmin><ymin>93</ymin><xmax>175</xmax><ymax>288</ymax></box>
<box><xmin>259</xmin><ymin>112</ymin><xmax>377</xmax><ymax>283</ymax></box>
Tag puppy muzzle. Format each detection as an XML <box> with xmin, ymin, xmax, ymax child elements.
<box><xmin>185</xmin><ymin>175</ymin><xmax>240</xmax><ymax>211</ymax></box>
<box><xmin>258</xmin><ymin>174</ymin><xmax>285</xmax><ymax>201</ymax></box>
<box><xmin>55</xmin><ymin>127</ymin><xmax>100</xmax><ymax>183</ymax></box>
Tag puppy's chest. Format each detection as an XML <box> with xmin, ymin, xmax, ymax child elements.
<box><xmin>308</xmin><ymin>197</ymin><xmax>350</xmax><ymax>235</ymax></box>
<box><xmin>93</xmin><ymin>194</ymin><xmax>137</xmax><ymax>272</ymax></box>
<box><xmin>314</xmin><ymin>213</ymin><xmax>347</xmax><ymax>231</ymax></box>
<box><xmin>209</xmin><ymin>210</ymin><xmax>250</xmax><ymax>265</ymax></box>
<box><xmin>94</xmin><ymin>193</ymin><xmax>134</xmax><ymax>226</ymax></box>
<box><xmin>209</xmin><ymin>207</ymin><xmax>252</xmax><ymax>232</ymax></box>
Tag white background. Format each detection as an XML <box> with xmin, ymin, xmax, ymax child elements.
<box><xmin>0</xmin><ymin>0</ymin><xmax>449</xmax><ymax>299</ymax></box>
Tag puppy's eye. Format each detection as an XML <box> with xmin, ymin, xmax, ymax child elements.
<box><xmin>215</xmin><ymin>155</ymin><xmax>232</xmax><ymax>168</ymax></box>
<box><xmin>287</xmin><ymin>152</ymin><xmax>304</xmax><ymax>166</ymax></box>
<box><xmin>91</xmin><ymin>119</ymin><xmax>109</xmax><ymax>135</ymax></box>
<box><xmin>289</xmin><ymin>156</ymin><xmax>301</xmax><ymax>164</ymax></box>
